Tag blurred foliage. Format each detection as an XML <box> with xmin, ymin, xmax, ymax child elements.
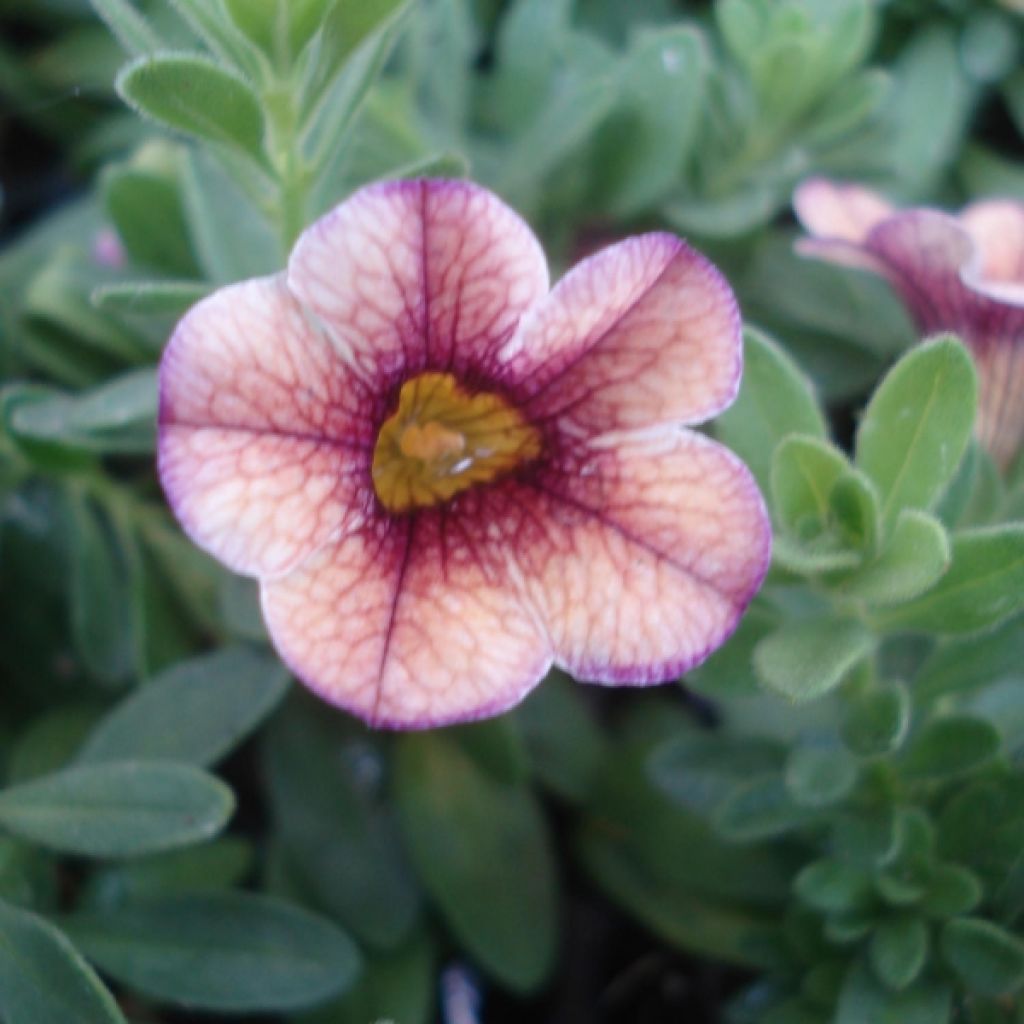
<box><xmin>0</xmin><ymin>0</ymin><xmax>1023</xmax><ymax>1021</ymax></box>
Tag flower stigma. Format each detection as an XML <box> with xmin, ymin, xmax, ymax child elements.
<box><xmin>372</xmin><ymin>371</ymin><xmax>542</xmax><ymax>513</ymax></box>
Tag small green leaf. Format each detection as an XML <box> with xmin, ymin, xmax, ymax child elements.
<box><xmin>842</xmin><ymin>683</ymin><xmax>910</xmax><ymax>757</ymax></box>
<box><xmin>167</xmin><ymin>0</ymin><xmax>266</xmax><ymax>80</ymax></box>
<box><xmin>394</xmin><ymin>732</ymin><xmax>557</xmax><ymax>992</ymax></box>
<box><xmin>754</xmin><ymin>618</ymin><xmax>875</xmax><ymax>701</ymax></box>
<box><xmin>77</xmin><ymin>647</ymin><xmax>289</xmax><ymax>768</ymax></box>
<box><xmin>794</xmin><ymin>859</ymin><xmax>873</xmax><ymax>913</ymax></box>
<box><xmin>715</xmin><ymin>327</ymin><xmax>826</xmax><ymax>496</ymax></box>
<box><xmin>840</xmin><ymin>510</ymin><xmax>950</xmax><ymax>607</ymax></box>
<box><xmin>0</xmin><ymin>901</ymin><xmax>126</xmax><ymax>1024</ymax></box>
<box><xmin>714</xmin><ymin>775</ymin><xmax>809</xmax><ymax>842</ymax></box>
<box><xmin>312</xmin><ymin>0</ymin><xmax>412</xmax><ymax>95</ymax></box>
<box><xmin>0</xmin><ymin>762</ymin><xmax>234</xmax><ymax>858</ymax></box>
<box><xmin>942</xmin><ymin>918</ymin><xmax>1024</xmax><ymax>997</ymax></box>
<box><xmin>836</xmin><ymin>962</ymin><xmax>951</xmax><ymax>1024</ymax></box>
<box><xmin>829</xmin><ymin>468</ymin><xmax>882</xmax><ymax>554</ymax></box>
<box><xmin>921</xmin><ymin>864</ymin><xmax>982</xmax><ymax>918</ymax></box>
<box><xmin>870</xmin><ymin>916</ymin><xmax>929</xmax><ymax>991</ymax></box>
<box><xmin>871</xmin><ymin>526</ymin><xmax>1024</xmax><ymax>636</ymax></box>
<box><xmin>901</xmin><ymin>716</ymin><xmax>1001</xmax><ymax>782</ymax></box>
<box><xmin>772</xmin><ymin>534</ymin><xmax>863</xmax><ymax>575</ymax></box>
<box><xmin>117</xmin><ymin>54</ymin><xmax>266</xmax><ymax>161</ymax></box>
<box><xmin>63</xmin><ymin>892</ymin><xmax>361</xmax><ymax>1012</ymax></box>
<box><xmin>856</xmin><ymin>335</ymin><xmax>977</xmax><ymax>528</ymax></box>
<box><xmin>771</xmin><ymin>435</ymin><xmax>849</xmax><ymax>538</ymax></box>
<box><xmin>784</xmin><ymin>746</ymin><xmax>858</xmax><ymax>808</ymax></box>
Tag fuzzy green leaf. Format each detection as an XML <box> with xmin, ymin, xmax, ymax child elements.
<box><xmin>900</xmin><ymin>715</ymin><xmax>1001</xmax><ymax>781</ymax></box>
<box><xmin>842</xmin><ymin>682</ymin><xmax>910</xmax><ymax>757</ymax></box>
<box><xmin>754</xmin><ymin>619</ymin><xmax>875</xmax><ymax>701</ymax></box>
<box><xmin>870</xmin><ymin>916</ymin><xmax>929</xmax><ymax>991</ymax></box>
<box><xmin>855</xmin><ymin>335</ymin><xmax>977</xmax><ymax>528</ymax></box>
<box><xmin>117</xmin><ymin>54</ymin><xmax>266</xmax><ymax>161</ymax></box>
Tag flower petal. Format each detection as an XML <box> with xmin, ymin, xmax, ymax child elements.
<box><xmin>158</xmin><ymin>276</ymin><xmax>374</xmax><ymax>577</ymax></box>
<box><xmin>864</xmin><ymin>211</ymin><xmax>978</xmax><ymax>331</ymax></box>
<box><xmin>960</xmin><ymin>200</ymin><xmax>1024</xmax><ymax>303</ymax></box>
<box><xmin>793</xmin><ymin>178</ymin><xmax>894</xmax><ymax>243</ymax></box>
<box><xmin>287</xmin><ymin>179</ymin><xmax>549</xmax><ymax>383</ymax></box>
<box><xmin>512</xmin><ymin>429</ymin><xmax>770</xmax><ymax>683</ymax></box>
<box><xmin>510</xmin><ymin>234</ymin><xmax>741</xmax><ymax>435</ymax></box>
<box><xmin>260</xmin><ymin>513</ymin><xmax>552</xmax><ymax>728</ymax></box>
<box><xmin>973</xmin><ymin>338</ymin><xmax>1024</xmax><ymax>470</ymax></box>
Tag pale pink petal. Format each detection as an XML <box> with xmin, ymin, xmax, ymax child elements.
<box><xmin>287</xmin><ymin>179</ymin><xmax>549</xmax><ymax>384</ymax></box>
<box><xmin>509</xmin><ymin>234</ymin><xmax>741</xmax><ymax>435</ymax></box>
<box><xmin>973</xmin><ymin>337</ymin><xmax>1024</xmax><ymax>469</ymax></box>
<box><xmin>508</xmin><ymin>430</ymin><xmax>771</xmax><ymax>683</ymax></box>
<box><xmin>960</xmin><ymin>200</ymin><xmax>1024</xmax><ymax>300</ymax></box>
<box><xmin>260</xmin><ymin>513</ymin><xmax>552</xmax><ymax>728</ymax></box>
<box><xmin>158</xmin><ymin>276</ymin><xmax>374</xmax><ymax>578</ymax></box>
<box><xmin>793</xmin><ymin>178</ymin><xmax>894</xmax><ymax>243</ymax></box>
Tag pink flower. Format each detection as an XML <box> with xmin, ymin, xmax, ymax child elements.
<box><xmin>157</xmin><ymin>179</ymin><xmax>770</xmax><ymax>728</ymax></box>
<box><xmin>794</xmin><ymin>178</ymin><xmax>1024</xmax><ymax>469</ymax></box>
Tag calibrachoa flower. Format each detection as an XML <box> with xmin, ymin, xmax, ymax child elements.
<box><xmin>158</xmin><ymin>179</ymin><xmax>770</xmax><ymax>728</ymax></box>
<box><xmin>794</xmin><ymin>177</ymin><xmax>1024</xmax><ymax>469</ymax></box>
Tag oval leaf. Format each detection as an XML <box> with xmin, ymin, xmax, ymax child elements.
<box><xmin>856</xmin><ymin>334</ymin><xmax>977</xmax><ymax>528</ymax></box>
<box><xmin>116</xmin><ymin>53</ymin><xmax>266</xmax><ymax>160</ymax></box>
<box><xmin>0</xmin><ymin>762</ymin><xmax>233</xmax><ymax>857</ymax></box>
<box><xmin>942</xmin><ymin>917</ymin><xmax>1024</xmax><ymax>996</ymax></box>
<box><xmin>77</xmin><ymin>647</ymin><xmax>289</xmax><ymax>768</ymax></box>
<box><xmin>63</xmin><ymin>892</ymin><xmax>360</xmax><ymax>1012</ymax></box>
<box><xmin>0</xmin><ymin>901</ymin><xmax>126</xmax><ymax>1024</ymax></box>
<box><xmin>394</xmin><ymin>732</ymin><xmax>558</xmax><ymax>992</ymax></box>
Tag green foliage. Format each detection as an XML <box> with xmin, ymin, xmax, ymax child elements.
<box><xmin>3</xmin><ymin>0</ymin><xmax>1024</xmax><ymax>1020</ymax></box>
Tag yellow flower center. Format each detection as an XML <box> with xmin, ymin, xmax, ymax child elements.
<box><xmin>372</xmin><ymin>372</ymin><xmax>542</xmax><ymax>512</ymax></box>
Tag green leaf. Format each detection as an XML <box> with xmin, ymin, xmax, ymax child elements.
<box><xmin>77</xmin><ymin>647</ymin><xmax>289</xmax><ymax>768</ymax></box>
<box><xmin>715</xmin><ymin>327</ymin><xmax>826</xmax><ymax>496</ymax></box>
<box><xmin>829</xmin><ymin>468</ymin><xmax>882</xmax><ymax>554</ymax></box>
<box><xmin>0</xmin><ymin>762</ymin><xmax>234</xmax><ymax>858</ymax></box>
<box><xmin>89</xmin><ymin>0</ymin><xmax>160</xmax><ymax>56</ymax></box>
<box><xmin>771</xmin><ymin>435</ymin><xmax>849</xmax><ymax>538</ymax></box>
<box><xmin>314</xmin><ymin>0</ymin><xmax>412</xmax><ymax>91</ymax></box>
<box><xmin>181</xmin><ymin>149</ymin><xmax>280</xmax><ymax>283</ymax></box>
<box><xmin>394</xmin><ymin>732</ymin><xmax>557</xmax><ymax>992</ymax></box>
<box><xmin>839</xmin><ymin>510</ymin><xmax>950</xmax><ymax>607</ymax></box>
<box><xmin>515</xmin><ymin>670</ymin><xmax>606</xmax><ymax>802</ymax></box>
<box><xmin>870</xmin><ymin>916</ymin><xmax>929</xmax><ymax>991</ymax></box>
<box><xmin>103</xmin><ymin>163</ymin><xmax>198</xmax><ymax>277</ymax></box>
<box><xmin>449</xmin><ymin>717</ymin><xmax>529</xmax><ymax>787</ymax></box>
<box><xmin>263</xmin><ymin>697</ymin><xmax>420</xmax><ymax>949</ymax></box>
<box><xmin>753</xmin><ymin>618</ymin><xmax>875</xmax><ymax>701</ymax></box>
<box><xmin>921</xmin><ymin>864</ymin><xmax>982</xmax><ymax>918</ymax></box>
<box><xmin>596</xmin><ymin>26</ymin><xmax>706</xmax><ymax>215</ymax></box>
<box><xmin>784</xmin><ymin>746</ymin><xmax>858</xmax><ymax>808</ymax></box>
<box><xmin>82</xmin><ymin>838</ymin><xmax>254</xmax><ymax>911</ymax></box>
<box><xmin>65</xmin><ymin>491</ymin><xmax>135</xmax><ymax>685</ymax></box>
<box><xmin>871</xmin><ymin>526</ymin><xmax>1024</xmax><ymax>636</ymax></box>
<box><xmin>92</xmin><ymin>281</ymin><xmax>209</xmax><ymax>316</ymax></box>
<box><xmin>0</xmin><ymin>901</ymin><xmax>126</xmax><ymax>1024</ymax></box>
<box><xmin>900</xmin><ymin>715</ymin><xmax>1001</xmax><ymax>781</ymax></box>
<box><xmin>855</xmin><ymin>335</ymin><xmax>977</xmax><ymax>529</ymax></box>
<box><xmin>167</xmin><ymin>0</ymin><xmax>266</xmax><ymax>81</ymax></box>
<box><xmin>771</xmin><ymin>533</ymin><xmax>863</xmax><ymax>575</ymax></box>
<box><xmin>714</xmin><ymin>775</ymin><xmax>809</xmax><ymax>842</ymax></box>
<box><xmin>117</xmin><ymin>54</ymin><xmax>266</xmax><ymax>162</ymax></box>
<box><xmin>915</xmin><ymin>617</ymin><xmax>1024</xmax><ymax>705</ymax></box>
<box><xmin>842</xmin><ymin>682</ymin><xmax>910</xmax><ymax>757</ymax></box>
<box><xmin>9</xmin><ymin>370</ymin><xmax>157</xmax><ymax>456</ymax></box>
<box><xmin>794</xmin><ymin>859</ymin><xmax>873</xmax><ymax>914</ymax></box>
<box><xmin>836</xmin><ymin>963</ymin><xmax>951</xmax><ymax>1024</ymax></box>
<box><xmin>942</xmin><ymin>918</ymin><xmax>1024</xmax><ymax>997</ymax></box>
<box><xmin>63</xmin><ymin>892</ymin><xmax>361</xmax><ymax>1012</ymax></box>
